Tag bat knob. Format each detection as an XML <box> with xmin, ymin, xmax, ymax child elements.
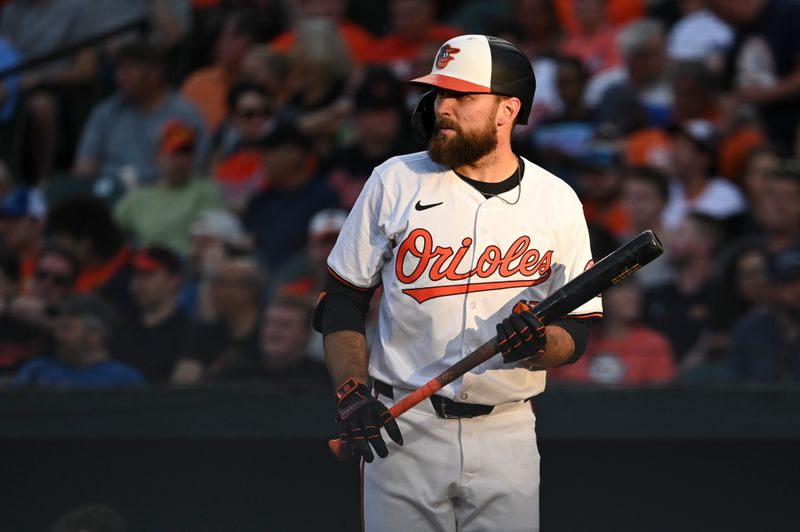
<box><xmin>328</xmin><ymin>438</ymin><xmax>353</xmax><ymax>461</ymax></box>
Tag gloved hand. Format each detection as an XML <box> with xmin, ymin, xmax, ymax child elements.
<box><xmin>335</xmin><ymin>379</ymin><xmax>403</xmax><ymax>462</ymax></box>
<box><xmin>496</xmin><ymin>301</ymin><xmax>547</xmax><ymax>363</ymax></box>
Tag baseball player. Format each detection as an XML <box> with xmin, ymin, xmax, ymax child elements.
<box><xmin>313</xmin><ymin>35</ymin><xmax>603</xmax><ymax>531</ymax></box>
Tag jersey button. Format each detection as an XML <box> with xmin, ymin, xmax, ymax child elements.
<box><xmin>460</xmin><ymin>393</ymin><xmax>469</xmax><ymax>401</ymax></box>
<box><xmin>481</xmin><ymin>227</ymin><xmax>487</xmax><ymax>234</ymax></box>
<box><xmin>469</xmin><ymin>301</ymin><xmax>476</xmax><ymax>309</ymax></box>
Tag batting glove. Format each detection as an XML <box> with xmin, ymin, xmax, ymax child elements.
<box><xmin>335</xmin><ymin>379</ymin><xmax>403</xmax><ymax>463</ymax></box>
<box><xmin>497</xmin><ymin>301</ymin><xmax>547</xmax><ymax>363</ymax></box>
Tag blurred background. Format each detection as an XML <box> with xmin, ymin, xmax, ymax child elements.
<box><xmin>0</xmin><ymin>0</ymin><xmax>799</xmax><ymax>530</ymax></box>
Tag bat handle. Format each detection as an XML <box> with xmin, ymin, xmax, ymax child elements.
<box><xmin>327</xmin><ymin>371</ymin><xmax>466</xmax><ymax>460</ymax></box>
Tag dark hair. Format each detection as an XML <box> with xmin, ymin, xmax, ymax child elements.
<box><xmin>709</xmin><ymin>238</ymin><xmax>771</xmax><ymax>332</ymax></box>
<box><xmin>353</xmin><ymin>66</ymin><xmax>406</xmax><ymax>112</ymax></box>
<box><xmin>39</xmin><ymin>244</ymin><xmax>81</xmax><ymax>281</ymax></box>
<box><xmin>115</xmin><ymin>41</ymin><xmax>166</xmax><ymax>68</ymax></box>
<box><xmin>224</xmin><ymin>9</ymin><xmax>267</xmax><ymax>42</ymax></box>
<box><xmin>556</xmin><ymin>55</ymin><xmax>590</xmax><ymax>82</ymax></box>
<box><xmin>669</xmin><ymin>60</ymin><xmax>719</xmax><ymax>93</ymax></box>
<box><xmin>135</xmin><ymin>245</ymin><xmax>184</xmax><ymax>275</ymax></box>
<box><xmin>625</xmin><ymin>166</ymin><xmax>670</xmax><ymax>201</ymax></box>
<box><xmin>56</xmin><ymin>294</ymin><xmax>120</xmax><ymax>338</ymax></box>
<box><xmin>226</xmin><ymin>81</ymin><xmax>269</xmax><ymax>113</ymax></box>
<box><xmin>44</xmin><ymin>196</ymin><xmax>124</xmax><ymax>261</ymax></box>
<box><xmin>270</xmin><ymin>293</ymin><xmax>314</xmax><ymax>325</ymax></box>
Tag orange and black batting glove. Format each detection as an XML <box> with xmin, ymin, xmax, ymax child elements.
<box><xmin>335</xmin><ymin>378</ymin><xmax>403</xmax><ymax>463</ymax></box>
<box><xmin>496</xmin><ymin>301</ymin><xmax>547</xmax><ymax>363</ymax></box>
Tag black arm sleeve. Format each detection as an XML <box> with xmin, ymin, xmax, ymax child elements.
<box><xmin>312</xmin><ymin>269</ymin><xmax>378</xmax><ymax>336</ymax></box>
<box><xmin>551</xmin><ymin>316</ymin><xmax>597</xmax><ymax>364</ymax></box>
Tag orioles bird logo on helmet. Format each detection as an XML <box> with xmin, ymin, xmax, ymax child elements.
<box><xmin>435</xmin><ymin>45</ymin><xmax>460</xmax><ymax>69</ymax></box>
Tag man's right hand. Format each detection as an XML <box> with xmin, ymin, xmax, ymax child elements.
<box><xmin>335</xmin><ymin>379</ymin><xmax>403</xmax><ymax>462</ymax></box>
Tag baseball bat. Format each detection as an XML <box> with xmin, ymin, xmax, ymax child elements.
<box><xmin>329</xmin><ymin>229</ymin><xmax>664</xmax><ymax>460</ymax></box>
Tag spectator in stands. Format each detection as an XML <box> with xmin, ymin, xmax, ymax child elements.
<box><xmin>43</xmin><ymin>196</ymin><xmax>134</xmax><ymax>310</ymax></box>
<box><xmin>0</xmin><ymin>0</ymin><xmax>97</xmax><ymax>182</ymax></box>
<box><xmin>620</xmin><ymin>166</ymin><xmax>673</xmax><ymax>288</ymax></box>
<box><xmin>11</xmin><ymin>294</ymin><xmax>143</xmax><ymax>389</ymax></box>
<box><xmin>748</xmin><ymin>159</ymin><xmax>800</xmax><ymax>254</ymax></box>
<box><xmin>738</xmin><ymin>144</ymin><xmax>781</xmax><ymax>209</ymax></box>
<box><xmin>258</xmin><ymin>293</ymin><xmax>329</xmax><ymax>390</ymax></box>
<box><xmin>243</xmin><ymin>122</ymin><xmax>339</xmax><ymax>273</ymax></box>
<box><xmin>51</xmin><ymin>504</ymin><xmax>127</xmax><ymax>532</ymax></box>
<box><xmin>554</xmin><ymin>0</ymin><xmax>644</xmax><ymax>34</ymax></box>
<box><xmin>323</xmin><ymin>67</ymin><xmax>419</xmax><ymax>208</ymax></box>
<box><xmin>576</xmin><ymin>143</ymin><xmax>629</xmax><ymax>238</ymax></box>
<box><xmin>526</xmin><ymin>55</ymin><xmax>596</xmax><ymax>186</ymax></box>
<box><xmin>239</xmin><ymin>45</ymin><xmax>293</xmax><ymax>113</ymax></box>
<box><xmin>662</xmin><ymin>119</ymin><xmax>746</xmax><ymax>230</ymax></box>
<box><xmin>180</xmin><ymin>209</ymin><xmax>251</xmax><ymax>321</ymax></box>
<box><xmin>215</xmin><ymin>82</ymin><xmax>273</xmax><ymax>160</ymax></box>
<box><xmin>670</xmin><ymin>60</ymin><xmax>722</xmax><ymax>126</ymax></box>
<box><xmin>590</xmin><ymin>19</ymin><xmax>672</xmax><ymax>132</ymax></box>
<box><xmin>74</xmin><ymin>42</ymin><xmax>209</xmax><ymax>187</ymax></box>
<box><xmin>709</xmin><ymin>0</ymin><xmax>800</xmax><ymax>153</ymax></box>
<box><xmin>560</xmin><ymin>0</ymin><xmax>621</xmax><ymax>76</ymax></box>
<box><xmin>283</xmin><ymin>17</ymin><xmax>354</xmax><ymax>152</ymax></box>
<box><xmin>666</xmin><ymin>2</ymin><xmax>733</xmax><ymax>68</ymax></box>
<box><xmin>10</xmin><ymin>244</ymin><xmax>78</xmax><ymax>330</ymax></box>
<box><xmin>112</xmin><ymin>246</ymin><xmax>189</xmax><ymax>383</ymax></box>
<box><xmin>172</xmin><ymin>255</ymin><xmax>264</xmax><ymax>383</ymax></box>
<box><xmin>113</xmin><ymin>120</ymin><xmax>223</xmax><ymax>254</ymax></box>
<box><xmin>212</xmin><ymin>82</ymin><xmax>273</xmax><ymax>212</ymax></box>
<box><xmin>730</xmin><ymin>247</ymin><xmax>800</xmax><ymax>381</ymax></box>
<box><xmin>181</xmin><ymin>10</ymin><xmax>261</xmax><ymax>130</ymax></box>
<box><xmin>682</xmin><ymin>239</ymin><xmax>773</xmax><ymax>379</ymax></box>
<box><xmin>0</xmin><ymin>241</ymin><xmax>42</xmax><ymax>381</ymax></box>
<box><xmin>275</xmin><ymin>207</ymin><xmax>347</xmax><ymax>298</ymax></box>
<box><xmin>643</xmin><ymin>213</ymin><xmax>723</xmax><ymax>363</ymax></box>
<box><xmin>274</xmin><ymin>208</ymin><xmax>348</xmax><ymax>362</ymax></box>
<box><xmin>549</xmin><ymin>280</ymin><xmax>675</xmax><ymax>385</ymax></box>
<box><xmin>270</xmin><ymin>0</ymin><xmax>375</xmax><ymax>64</ymax></box>
<box><xmin>510</xmin><ymin>0</ymin><xmax>563</xmax><ymax>59</ymax></box>
<box><xmin>0</xmin><ymin>186</ymin><xmax>45</xmax><ymax>288</ymax></box>
<box><xmin>367</xmin><ymin>0</ymin><xmax>460</xmax><ymax>72</ymax></box>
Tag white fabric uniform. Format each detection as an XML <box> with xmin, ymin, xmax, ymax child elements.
<box><xmin>327</xmin><ymin>152</ymin><xmax>602</xmax><ymax>531</ymax></box>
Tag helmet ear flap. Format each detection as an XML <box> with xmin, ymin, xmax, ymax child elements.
<box><xmin>411</xmin><ymin>91</ymin><xmax>436</xmax><ymax>144</ymax></box>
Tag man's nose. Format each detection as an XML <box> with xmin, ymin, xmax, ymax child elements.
<box><xmin>434</xmin><ymin>93</ymin><xmax>455</xmax><ymax>118</ymax></box>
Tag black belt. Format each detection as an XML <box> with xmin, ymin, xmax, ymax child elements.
<box><xmin>373</xmin><ymin>379</ymin><xmax>494</xmax><ymax>419</ymax></box>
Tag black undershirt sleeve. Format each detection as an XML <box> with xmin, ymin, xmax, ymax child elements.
<box><xmin>313</xmin><ymin>270</ymin><xmax>377</xmax><ymax>336</ymax></box>
<box><xmin>552</xmin><ymin>317</ymin><xmax>594</xmax><ymax>364</ymax></box>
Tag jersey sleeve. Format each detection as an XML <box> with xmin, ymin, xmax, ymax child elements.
<box><xmin>326</xmin><ymin>169</ymin><xmax>392</xmax><ymax>288</ymax></box>
<box><xmin>556</xmin><ymin>193</ymin><xmax>604</xmax><ymax>320</ymax></box>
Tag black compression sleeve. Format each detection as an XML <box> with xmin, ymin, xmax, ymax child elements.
<box><xmin>312</xmin><ymin>269</ymin><xmax>377</xmax><ymax>336</ymax></box>
<box><xmin>551</xmin><ymin>317</ymin><xmax>596</xmax><ymax>364</ymax></box>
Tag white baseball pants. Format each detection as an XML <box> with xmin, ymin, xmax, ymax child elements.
<box><xmin>362</xmin><ymin>387</ymin><xmax>540</xmax><ymax>532</ymax></box>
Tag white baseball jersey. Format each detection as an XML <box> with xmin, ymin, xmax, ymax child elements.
<box><xmin>327</xmin><ymin>151</ymin><xmax>602</xmax><ymax>405</ymax></box>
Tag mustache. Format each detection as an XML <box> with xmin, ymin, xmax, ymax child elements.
<box><xmin>434</xmin><ymin>118</ymin><xmax>460</xmax><ymax>132</ymax></box>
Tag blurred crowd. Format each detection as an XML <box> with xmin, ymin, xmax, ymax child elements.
<box><xmin>0</xmin><ymin>0</ymin><xmax>798</xmax><ymax>391</ymax></box>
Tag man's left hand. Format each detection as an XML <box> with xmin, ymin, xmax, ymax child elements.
<box><xmin>497</xmin><ymin>302</ymin><xmax>547</xmax><ymax>363</ymax></box>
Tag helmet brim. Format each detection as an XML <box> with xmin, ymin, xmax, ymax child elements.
<box><xmin>409</xmin><ymin>73</ymin><xmax>491</xmax><ymax>93</ymax></box>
